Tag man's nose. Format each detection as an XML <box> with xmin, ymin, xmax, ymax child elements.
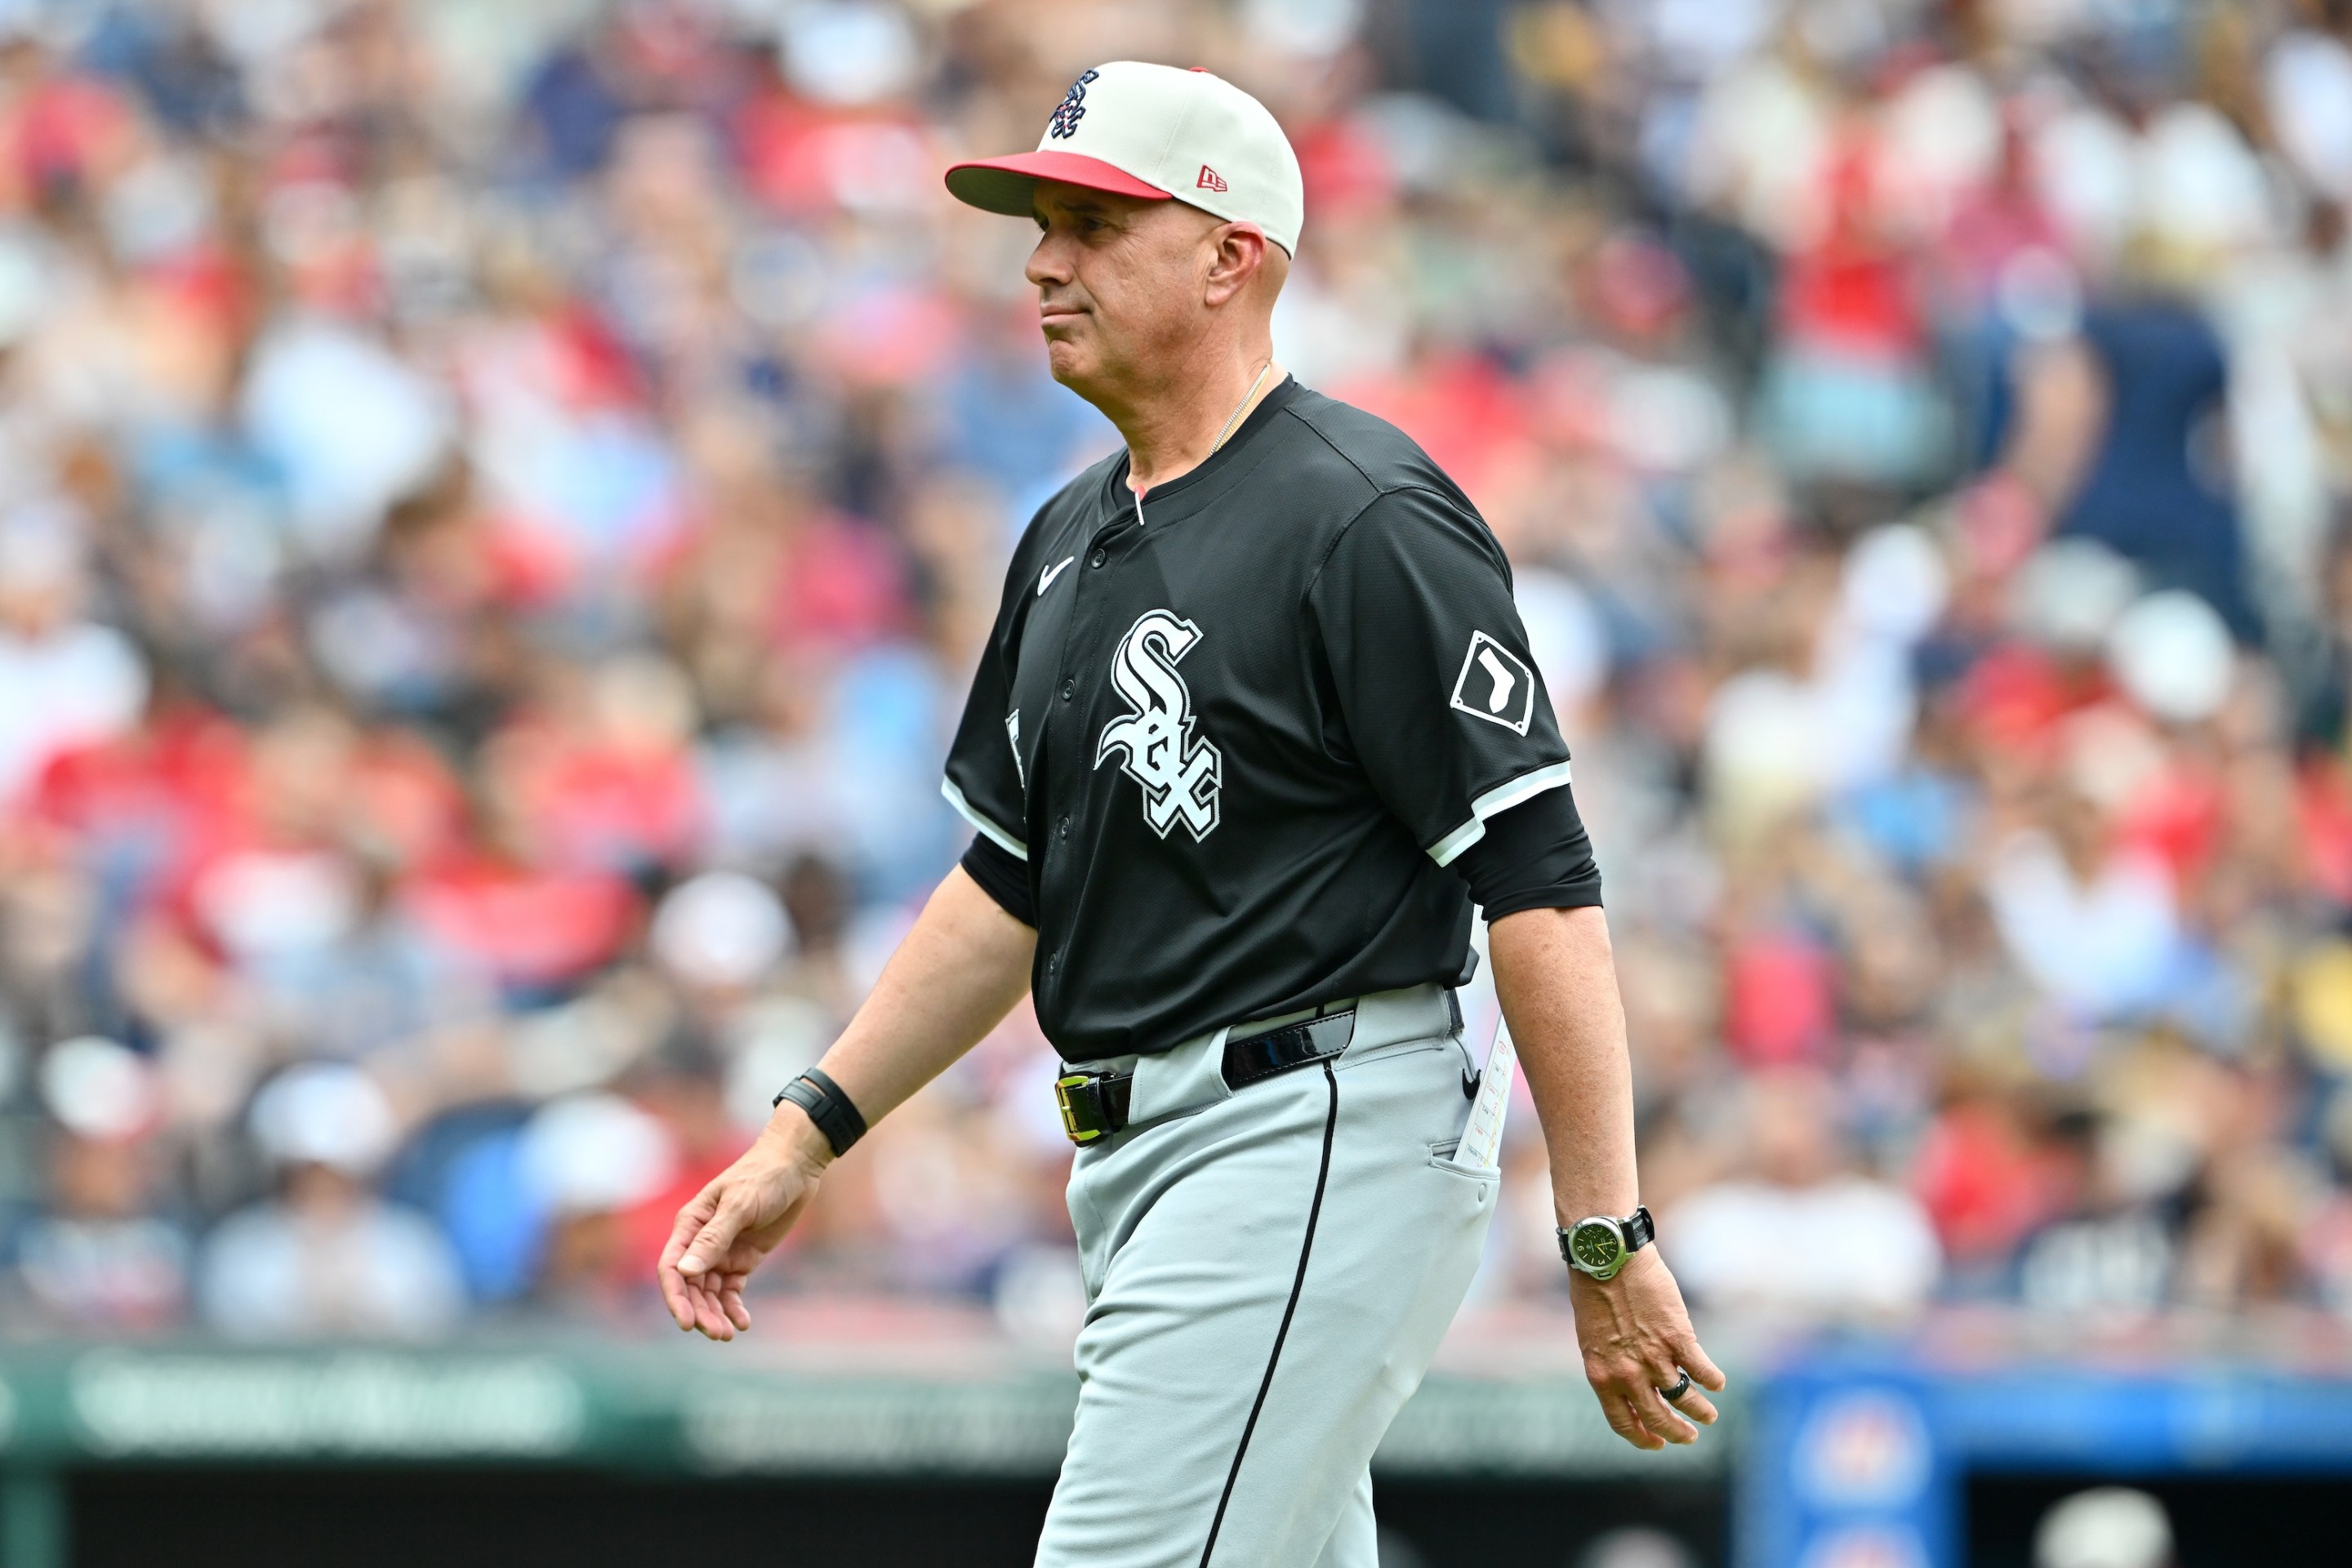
<box><xmin>1026</xmin><ymin>231</ymin><xmax>1071</xmax><ymax>288</ymax></box>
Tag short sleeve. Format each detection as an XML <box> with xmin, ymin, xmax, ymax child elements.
<box><xmin>1453</xmin><ymin>786</ymin><xmax>1603</xmax><ymax>918</ymax></box>
<box><xmin>960</xmin><ymin>833</ymin><xmax>1036</xmax><ymax>924</ymax></box>
<box><xmin>941</xmin><ymin>554</ymin><xmax>1033</xmax><ymax>863</ymax></box>
<box><xmin>1307</xmin><ymin>487</ymin><xmax>1575</xmax><ymax>866</ymax></box>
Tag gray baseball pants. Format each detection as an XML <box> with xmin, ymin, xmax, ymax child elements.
<box><xmin>1036</xmin><ymin>982</ymin><xmax>1499</xmax><ymax>1567</ymax></box>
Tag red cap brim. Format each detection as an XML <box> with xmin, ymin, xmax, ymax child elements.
<box><xmin>944</xmin><ymin>150</ymin><xmax>1174</xmax><ymax>217</ymax></box>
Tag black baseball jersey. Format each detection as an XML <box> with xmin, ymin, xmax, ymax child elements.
<box><xmin>942</xmin><ymin>377</ymin><xmax>1584</xmax><ymax>1062</ymax></box>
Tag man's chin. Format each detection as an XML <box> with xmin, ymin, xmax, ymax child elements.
<box><xmin>1043</xmin><ymin>341</ymin><xmax>1100</xmax><ymax>394</ymax></box>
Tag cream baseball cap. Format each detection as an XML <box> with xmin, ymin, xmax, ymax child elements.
<box><xmin>946</xmin><ymin>61</ymin><xmax>1304</xmax><ymax>254</ymax></box>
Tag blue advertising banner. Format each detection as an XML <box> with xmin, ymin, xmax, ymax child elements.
<box><xmin>1741</xmin><ymin>1357</ymin><xmax>2352</xmax><ymax>1568</ymax></box>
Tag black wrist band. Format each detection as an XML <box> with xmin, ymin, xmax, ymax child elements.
<box><xmin>773</xmin><ymin>1067</ymin><xmax>867</xmax><ymax>1157</ymax></box>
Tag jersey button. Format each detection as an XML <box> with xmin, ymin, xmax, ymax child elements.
<box><xmin>1089</xmin><ymin>548</ymin><xmax>1107</xmax><ymax>568</ymax></box>
<box><xmin>1058</xmin><ymin>815</ymin><xmax>1070</xmax><ymax>840</ymax></box>
<box><xmin>1060</xmin><ymin>679</ymin><xmax>1075</xmax><ymax>701</ymax></box>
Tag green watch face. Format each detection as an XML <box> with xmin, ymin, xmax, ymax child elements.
<box><xmin>1569</xmin><ymin>1218</ymin><xmax>1625</xmax><ymax>1274</ymax></box>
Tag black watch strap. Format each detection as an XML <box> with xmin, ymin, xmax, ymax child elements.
<box><xmin>773</xmin><ymin>1067</ymin><xmax>867</xmax><ymax>1157</ymax></box>
<box><xmin>1624</xmin><ymin>1204</ymin><xmax>1655</xmax><ymax>1254</ymax></box>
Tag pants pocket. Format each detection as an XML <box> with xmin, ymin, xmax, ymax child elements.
<box><xmin>1425</xmin><ymin>1140</ymin><xmax>1500</xmax><ymax>1185</ymax></box>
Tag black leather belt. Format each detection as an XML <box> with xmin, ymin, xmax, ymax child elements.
<box><xmin>1054</xmin><ymin>1008</ymin><xmax>1359</xmax><ymax>1147</ymax></box>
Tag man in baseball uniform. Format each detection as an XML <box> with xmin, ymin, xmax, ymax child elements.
<box><xmin>660</xmin><ymin>60</ymin><xmax>1725</xmax><ymax>1566</ymax></box>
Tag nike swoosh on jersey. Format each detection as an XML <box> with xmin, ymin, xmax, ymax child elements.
<box><xmin>1037</xmin><ymin>555</ymin><xmax>1076</xmax><ymax>596</ymax></box>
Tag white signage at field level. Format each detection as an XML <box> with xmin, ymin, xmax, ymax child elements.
<box><xmin>69</xmin><ymin>1351</ymin><xmax>586</xmax><ymax>1458</ymax></box>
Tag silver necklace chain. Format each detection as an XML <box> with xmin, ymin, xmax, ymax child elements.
<box><xmin>1131</xmin><ymin>361</ymin><xmax>1273</xmax><ymax>528</ymax></box>
<box><xmin>1210</xmin><ymin>360</ymin><xmax>1273</xmax><ymax>453</ymax></box>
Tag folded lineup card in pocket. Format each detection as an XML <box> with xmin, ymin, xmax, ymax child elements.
<box><xmin>1454</xmin><ymin>1018</ymin><xmax>1516</xmax><ymax>1170</ymax></box>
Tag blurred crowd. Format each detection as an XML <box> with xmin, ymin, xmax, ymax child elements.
<box><xmin>6</xmin><ymin>0</ymin><xmax>2352</xmax><ymax>1344</ymax></box>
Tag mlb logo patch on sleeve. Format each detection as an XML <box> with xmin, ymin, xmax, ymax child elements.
<box><xmin>1449</xmin><ymin>631</ymin><xmax>1535</xmax><ymax>735</ymax></box>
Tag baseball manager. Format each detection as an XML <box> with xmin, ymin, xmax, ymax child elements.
<box><xmin>660</xmin><ymin>60</ymin><xmax>1725</xmax><ymax>1566</ymax></box>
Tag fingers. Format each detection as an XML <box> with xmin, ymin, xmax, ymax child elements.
<box><xmin>678</xmin><ymin>1196</ymin><xmax>750</xmax><ymax>1280</ymax></box>
<box><xmin>1664</xmin><ymin>1383</ymin><xmax>1721</xmax><ymax>1428</ymax></box>
<box><xmin>1677</xmin><ymin>1332</ymin><xmax>1729</xmax><ymax>1394</ymax></box>
<box><xmin>660</xmin><ymin>1170</ymin><xmax>793</xmax><ymax>1340</ymax></box>
<box><xmin>720</xmin><ymin>1273</ymin><xmax>752</xmax><ymax>1334</ymax></box>
<box><xmin>1595</xmin><ymin>1387</ymin><xmax>1666</xmax><ymax>1452</ymax></box>
<box><xmin>660</xmin><ymin>1186</ymin><xmax>756</xmax><ymax>1340</ymax></box>
<box><xmin>657</xmin><ymin>1263</ymin><xmax>693</xmax><ymax>1332</ymax></box>
<box><xmin>684</xmin><ymin>1273</ymin><xmax>736</xmax><ymax>1341</ymax></box>
<box><xmin>1588</xmin><ymin>1343</ymin><xmax>1722</xmax><ymax>1449</ymax></box>
<box><xmin>1657</xmin><ymin>1316</ymin><xmax>1727</xmax><ymax>1427</ymax></box>
<box><xmin>1630</xmin><ymin>1378</ymin><xmax>1702</xmax><ymax>1445</ymax></box>
<box><xmin>656</xmin><ymin>1193</ymin><xmax>719</xmax><ymax>1330</ymax></box>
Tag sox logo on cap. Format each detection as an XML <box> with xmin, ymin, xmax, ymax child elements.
<box><xmin>1048</xmin><ymin>69</ymin><xmax>1098</xmax><ymax>140</ymax></box>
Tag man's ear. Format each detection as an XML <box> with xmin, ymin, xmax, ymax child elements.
<box><xmin>1203</xmin><ymin>223</ymin><xmax>1271</xmax><ymax>308</ymax></box>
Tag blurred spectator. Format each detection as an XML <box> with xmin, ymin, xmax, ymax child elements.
<box><xmin>7</xmin><ymin>1037</ymin><xmax>185</xmax><ymax>1331</ymax></box>
<box><xmin>1983</xmin><ymin>782</ymin><xmax>2184</xmax><ymax>1022</ymax></box>
<box><xmin>1668</xmin><ymin>1070</ymin><xmax>1942</xmax><ymax>1321</ymax></box>
<box><xmin>197</xmin><ymin>1063</ymin><xmax>464</xmax><ymax>1341</ymax></box>
<box><xmin>1757</xmin><ymin>137</ymin><xmax>1954</xmax><ymax>495</ymax></box>
<box><xmin>519</xmin><ymin>1091</ymin><xmax>677</xmax><ymax>1311</ymax></box>
<box><xmin>0</xmin><ymin>505</ymin><xmax>146</xmax><ymax>804</ymax></box>
<box><xmin>2018</xmin><ymin>295</ymin><xmax>2256</xmax><ymax>637</ymax></box>
<box><xmin>2009</xmin><ymin>1100</ymin><xmax>2178</xmax><ymax>1316</ymax></box>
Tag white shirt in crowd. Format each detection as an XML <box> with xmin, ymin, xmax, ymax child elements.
<box><xmin>1668</xmin><ymin>1175</ymin><xmax>1943</xmax><ymax>1321</ymax></box>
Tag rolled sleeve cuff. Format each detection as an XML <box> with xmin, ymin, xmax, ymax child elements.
<box><xmin>959</xmin><ymin>832</ymin><xmax>1036</xmax><ymax>926</ymax></box>
<box><xmin>1427</xmin><ymin>760</ymin><xmax>1575</xmax><ymax>866</ymax></box>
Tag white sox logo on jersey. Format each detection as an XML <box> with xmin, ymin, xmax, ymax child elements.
<box><xmin>1095</xmin><ymin>609</ymin><xmax>1222</xmax><ymax>840</ymax></box>
<box><xmin>1449</xmin><ymin>630</ymin><xmax>1536</xmax><ymax>735</ymax></box>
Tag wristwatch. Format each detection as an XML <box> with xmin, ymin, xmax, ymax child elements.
<box><xmin>1557</xmin><ymin>1205</ymin><xmax>1655</xmax><ymax>1281</ymax></box>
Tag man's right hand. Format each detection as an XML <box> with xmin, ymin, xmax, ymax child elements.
<box><xmin>656</xmin><ymin>1113</ymin><xmax>831</xmax><ymax>1340</ymax></box>
<box><xmin>650</xmin><ymin>870</ymin><xmax>1038</xmax><ymax>1337</ymax></box>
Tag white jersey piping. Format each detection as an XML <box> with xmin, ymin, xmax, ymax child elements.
<box><xmin>942</xmin><ymin>777</ymin><xmax>1028</xmax><ymax>860</ymax></box>
<box><xmin>1426</xmin><ymin>760</ymin><xmax>1575</xmax><ymax>867</ymax></box>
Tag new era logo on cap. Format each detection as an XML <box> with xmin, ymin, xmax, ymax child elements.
<box><xmin>942</xmin><ymin>61</ymin><xmax>1305</xmax><ymax>255</ymax></box>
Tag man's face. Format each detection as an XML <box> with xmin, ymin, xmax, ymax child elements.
<box><xmin>1025</xmin><ymin>182</ymin><xmax>1223</xmax><ymax>397</ymax></box>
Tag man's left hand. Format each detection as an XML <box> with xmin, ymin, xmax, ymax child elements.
<box><xmin>1569</xmin><ymin>1248</ymin><xmax>1726</xmax><ymax>1450</ymax></box>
